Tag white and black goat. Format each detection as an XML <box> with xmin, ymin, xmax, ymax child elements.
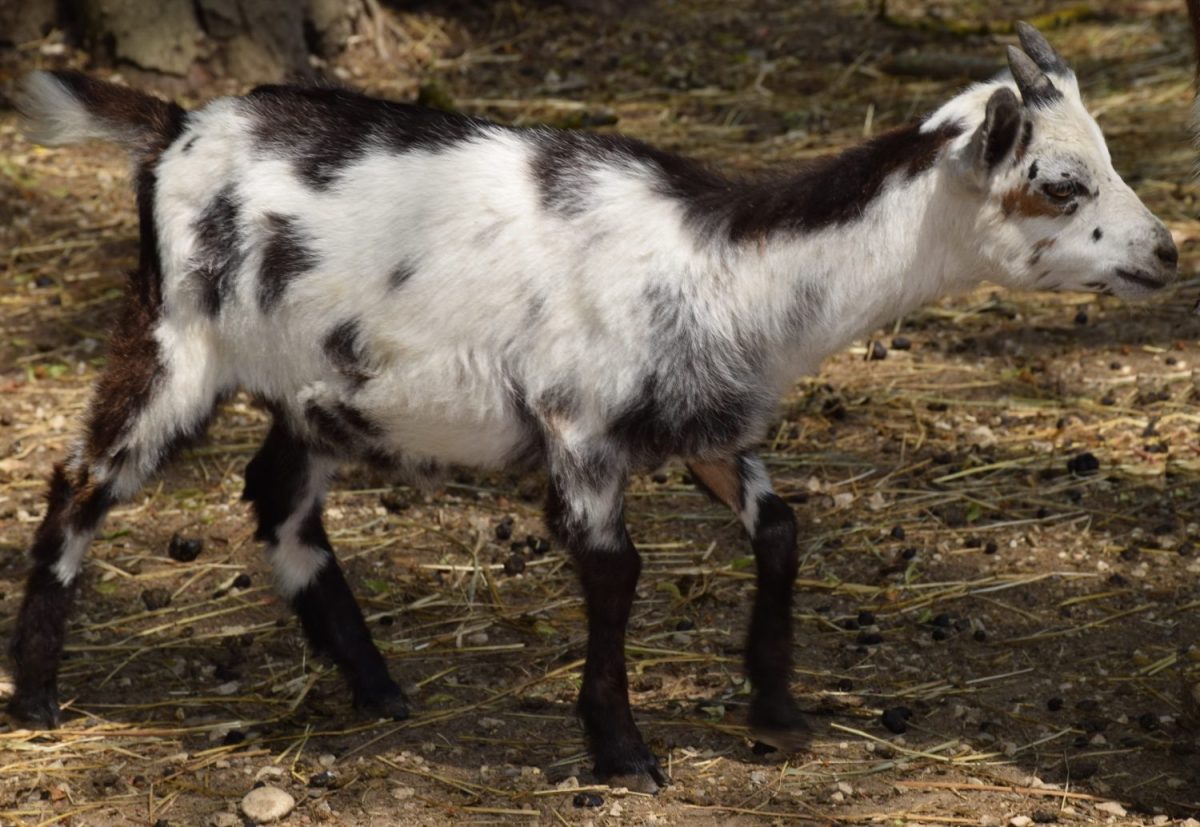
<box><xmin>8</xmin><ymin>24</ymin><xmax>1176</xmax><ymax>789</ymax></box>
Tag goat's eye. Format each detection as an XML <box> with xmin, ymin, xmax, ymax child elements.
<box><xmin>1042</xmin><ymin>180</ymin><xmax>1078</xmax><ymax>201</ymax></box>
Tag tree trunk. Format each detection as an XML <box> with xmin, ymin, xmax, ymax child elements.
<box><xmin>63</xmin><ymin>0</ymin><xmax>361</xmax><ymax>83</ymax></box>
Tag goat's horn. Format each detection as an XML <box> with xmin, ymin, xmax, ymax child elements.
<box><xmin>1014</xmin><ymin>21</ymin><xmax>1069</xmax><ymax>75</ymax></box>
<box><xmin>1007</xmin><ymin>46</ymin><xmax>1062</xmax><ymax>108</ymax></box>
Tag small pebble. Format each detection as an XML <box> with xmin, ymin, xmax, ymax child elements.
<box><xmin>141</xmin><ymin>588</ymin><xmax>171</xmax><ymax>611</ymax></box>
<box><xmin>890</xmin><ymin>335</ymin><xmax>912</xmax><ymax>351</ymax></box>
<box><xmin>573</xmin><ymin>792</ymin><xmax>603</xmax><ymax>808</ymax></box>
<box><xmin>867</xmin><ymin>340</ymin><xmax>888</xmax><ymax>361</ymax></box>
<box><xmin>881</xmin><ymin>706</ymin><xmax>913</xmax><ymax>734</ymax></box>
<box><xmin>240</xmin><ymin>786</ymin><xmax>295</xmax><ymax>823</ymax></box>
<box><xmin>167</xmin><ymin>533</ymin><xmax>203</xmax><ymax>562</ymax></box>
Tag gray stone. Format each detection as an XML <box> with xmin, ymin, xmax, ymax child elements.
<box><xmin>240</xmin><ymin>786</ymin><xmax>296</xmax><ymax>823</ymax></box>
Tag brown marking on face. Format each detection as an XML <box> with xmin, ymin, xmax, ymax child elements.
<box><xmin>687</xmin><ymin>459</ymin><xmax>741</xmax><ymax>512</ymax></box>
<box><xmin>1001</xmin><ymin>184</ymin><xmax>1063</xmax><ymax>219</ymax></box>
<box><xmin>1029</xmin><ymin>236</ymin><xmax>1056</xmax><ymax>266</ymax></box>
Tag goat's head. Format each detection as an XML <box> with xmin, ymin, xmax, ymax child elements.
<box><xmin>942</xmin><ymin>23</ymin><xmax>1176</xmax><ymax>298</ymax></box>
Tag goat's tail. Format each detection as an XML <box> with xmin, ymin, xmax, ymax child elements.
<box><xmin>16</xmin><ymin>71</ymin><xmax>185</xmax><ymax>159</ymax></box>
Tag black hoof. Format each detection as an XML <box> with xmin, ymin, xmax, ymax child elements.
<box><xmin>354</xmin><ymin>684</ymin><xmax>410</xmax><ymax>722</ymax></box>
<box><xmin>749</xmin><ymin>696</ymin><xmax>811</xmax><ymax>753</ymax></box>
<box><xmin>593</xmin><ymin>745</ymin><xmax>670</xmax><ymax>793</ymax></box>
<box><xmin>6</xmin><ymin>691</ymin><xmax>62</xmax><ymax>730</ymax></box>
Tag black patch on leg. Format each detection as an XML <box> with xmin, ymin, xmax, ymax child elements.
<box><xmin>191</xmin><ymin>185</ymin><xmax>243</xmax><ymax>316</ymax></box>
<box><xmin>258</xmin><ymin>213</ymin><xmax>317</xmax><ymax>312</ymax></box>
<box><xmin>290</xmin><ymin>506</ymin><xmax>407</xmax><ymax>717</ymax></box>
<box><xmin>744</xmin><ymin>493</ymin><xmax>808</xmax><ymax>746</ymax></box>
<box><xmin>243</xmin><ymin>420</ymin><xmax>309</xmax><ymax>543</ymax></box>
<box><xmin>546</xmin><ymin>483</ymin><xmax>667</xmax><ymax>788</ymax></box>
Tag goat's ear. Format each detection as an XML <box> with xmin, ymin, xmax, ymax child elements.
<box><xmin>959</xmin><ymin>87</ymin><xmax>1024</xmax><ymax>185</ymax></box>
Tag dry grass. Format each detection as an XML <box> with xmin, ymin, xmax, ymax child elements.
<box><xmin>1</xmin><ymin>0</ymin><xmax>1200</xmax><ymax>824</ymax></box>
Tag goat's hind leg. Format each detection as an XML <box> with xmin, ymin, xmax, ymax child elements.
<box><xmin>8</xmin><ymin>311</ymin><xmax>221</xmax><ymax>727</ymax></box>
<box><xmin>243</xmin><ymin>419</ymin><xmax>407</xmax><ymax>719</ymax></box>
<box><xmin>689</xmin><ymin>454</ymin><xmax>809</xmax><ymax>751</ymax></box>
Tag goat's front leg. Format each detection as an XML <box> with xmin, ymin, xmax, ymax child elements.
<box><xmin>546</xmin><ymin>459</ymin><xmax>668</xmax><ymax>792</ymax></box>
<box><xmin>689</xmin><ymin>453</ymin><xmax>809</xmax><ymax>751</ymax></box>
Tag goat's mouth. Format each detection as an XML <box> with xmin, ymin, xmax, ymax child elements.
<box><xmin>1113</xmin><ymin>268</ymin><xmax>1168</xmax><ymax>291</ymax></box>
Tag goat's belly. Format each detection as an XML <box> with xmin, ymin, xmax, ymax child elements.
<box><xmin>269</xmin><ymin>376</ymin><xmax>534</xmax><ymax>471</ymax></box>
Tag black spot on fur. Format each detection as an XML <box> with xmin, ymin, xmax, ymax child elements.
<box><xmin>532</xmin><ymin>121</ymin><xmax>963</xmax><ymax>241</ymax></box>
<box><xmin>1029</xmin><ymin>160</ymin><xmax>1039</xmax><ymax>180</ymax></box>
<box><xmin>389</xmin><ymin>261</ymin><xmax>416</xmax><ymax>290</ymax></box>
<box><xmin>181</xmin><ymin>136</ymin><xmax>197</xmax><ymax>153</ymax></box>
<box><xmin>323</xmin><ymin>320</ymin><xmax>372</xmax><ymax>387</ymax></box>
<box><xmin>304</xmin><ymin>399</ymin><xmax>382</xmax><ymax>454</ymax></box>
<box><xmin>191</xmin><ymin>185</ymin><xmax>242</xmax><ymax>316</ymax></box>
<box><xmin>259</xmin><ymin>213</ymin><xmax>317</xmax><ymax>312</ymax></box>
<box><xmin>1092</xmin><ymin>227</ymin><xmax>1103</xmax><ymax>242</ymax></box>
<box><xmin>245</xmin><ymin>85</ymin><xmax>490</xmax><ymax>190</ymax></box>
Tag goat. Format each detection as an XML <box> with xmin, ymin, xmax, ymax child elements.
<box><xmin>7</xmin><ymin>23</ymin><xmax>1176</xmax><ymax>791</ymax></box>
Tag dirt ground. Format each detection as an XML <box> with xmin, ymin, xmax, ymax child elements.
<box><xmin>3</xmin><ymin>0</ymin><xmax>1200</xmax><ymax>824</ymax></box>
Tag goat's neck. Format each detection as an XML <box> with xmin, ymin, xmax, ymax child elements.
<box><xmin>738</xmin><ymin>167</ymin><xmax>984</xmax><ymax>379</ymax></box>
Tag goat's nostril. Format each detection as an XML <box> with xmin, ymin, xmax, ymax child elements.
<box><xmin>1155</xmin><ymin>244</ymin><xmax>1179</xmax><ymax>266</ymax></box>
